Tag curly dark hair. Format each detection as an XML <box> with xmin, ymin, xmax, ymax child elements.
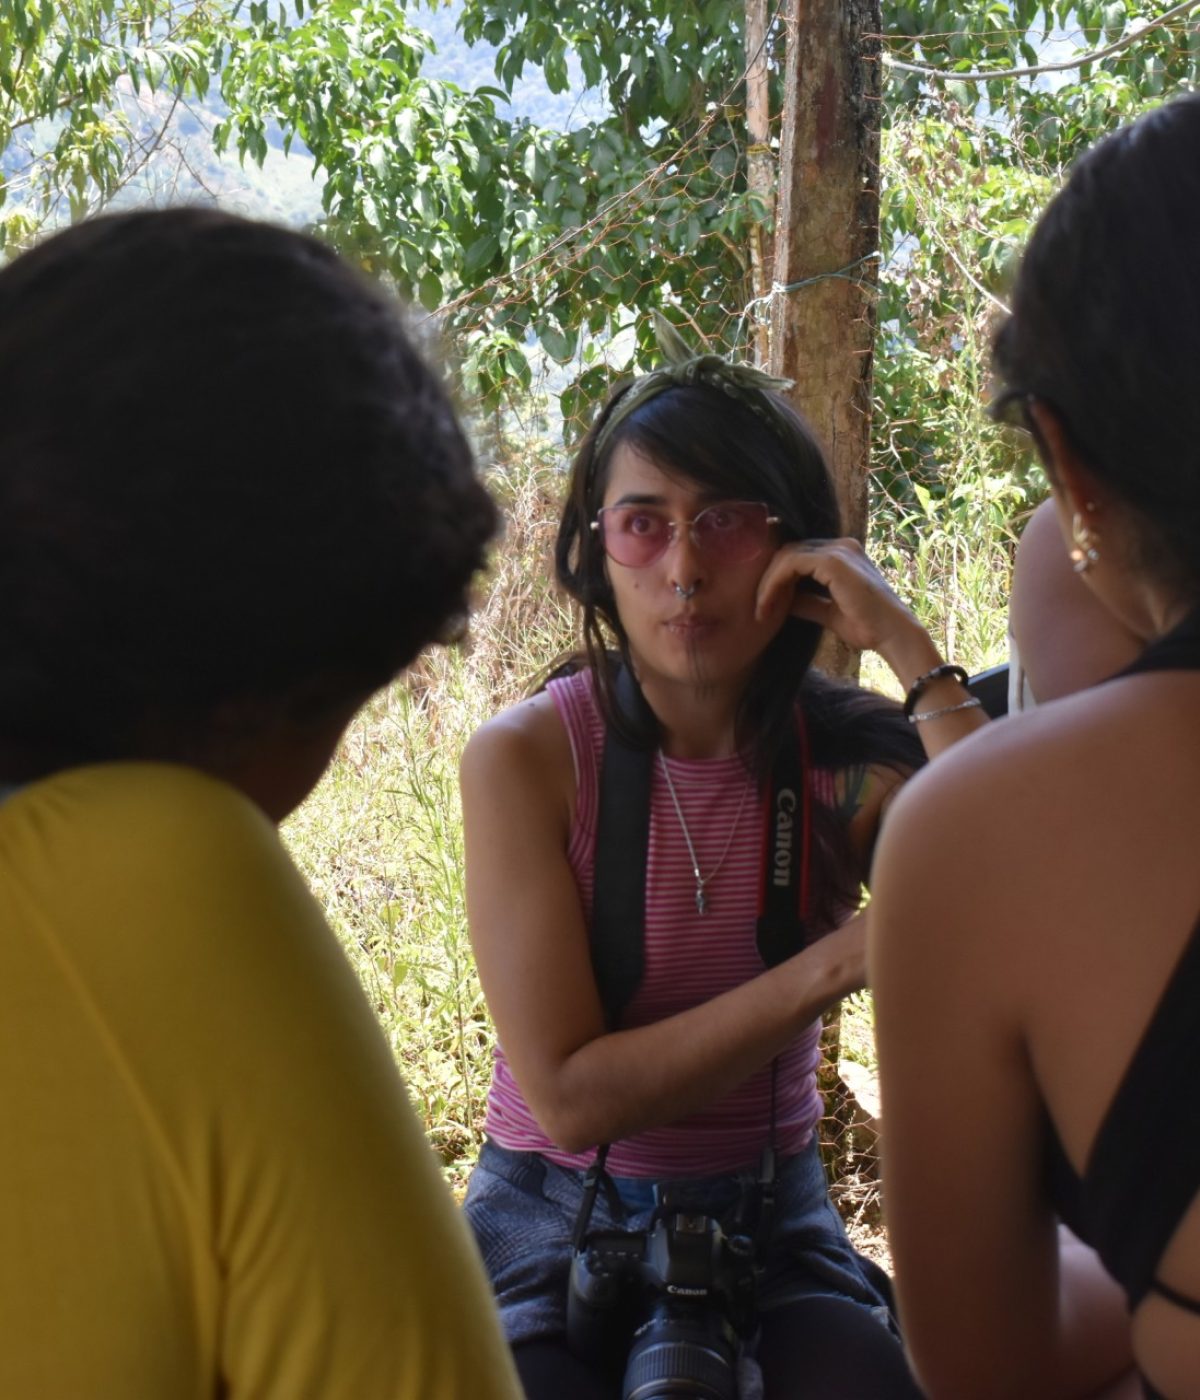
<box><xmin>0</xmin><ymin>208</ymin><xmax>497</xmax><ymax>779</ymax></box>
<box><xmin>992</xmin><ymin>91</ymin><xmax>1200</xmax><ymax>596</ymax></box>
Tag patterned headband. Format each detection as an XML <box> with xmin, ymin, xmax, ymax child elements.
<box><xmin>591</xmin><ymin>312</ymin><xmax>798</xmax><ymax>461</ymax></box>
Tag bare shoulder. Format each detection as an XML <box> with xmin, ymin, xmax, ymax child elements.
<box><xmin>461</xmin><ymin>689</ymin><xmax>575</xmax><ymax>826</ymax></box>
<box><xmin>878</xmin><ymin>699</ymin><xmax>1073</xmax><ymax>872</ymax></box>
<box><xmin>464</xmin><ymin>689</ymin><xmax>567</xmax><ymax>761</ymax></box>
<box><xmin>1010</xmin><ymin>499</ymin><xmax>1141</xmax><ymax>700</ymax></box>
<box><xmin>878</xmin><ymin>670</ymin><xmax>1200</xmax><ymax>901</ymax></box>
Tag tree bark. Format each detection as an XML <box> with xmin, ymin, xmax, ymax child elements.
<box><xmin>769</xmin><ymin>0</ymin><xmax>882</xmax><ymax>676</ymax></box>
<box><xmin>744</xmin><ymin>0</ymin><xmax>774</xmax><ymax>368</ymax></box>
<box><xmin>768</xmin><ymin>1</ymin><xmax>883</xmax><ymax>1150</ymax></box>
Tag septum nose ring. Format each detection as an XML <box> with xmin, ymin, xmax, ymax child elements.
<box><xmin>674</xmin><ymin>582</ymin><xmax>698</xmax><ymax>600</ymax></box>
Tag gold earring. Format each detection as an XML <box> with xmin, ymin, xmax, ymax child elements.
<box><xmin>1069</xmin><ymin>510</ymin><xmax>1100</xmax><ymax>574</ymax></box>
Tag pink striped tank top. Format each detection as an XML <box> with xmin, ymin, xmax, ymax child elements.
<box><xmin>482</xmin><ymin>669</ymin><xmax>834</xmax><ymax>1177</ymax></box>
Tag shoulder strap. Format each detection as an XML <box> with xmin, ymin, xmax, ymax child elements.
<box><xmin>1081</xmin><ymin>916</ymin><xmax>1200</xmax><ymax>1303</ymax></box>
<box><xmin>591</xmin><ymin>668</ymin><xmax>814</xmax><ymax>1026</ymax></box>
<box><xmin>1079</xmin><ymin>604</ymin><xmax>1200</xmax><ymax>1300</ymax></box>
<box><xmin>1116</xmin><ymin>603</ymin><xmax>1200</xmax><ymax>679</ymax></box>
<box><xmin>755</xmin><ymin>712</ymin><xmax>811</xmax><ymax>967</ymax></box>
<box><xmin>590</xmin><ymin>667</ymin><xmax>654</xmax><ymax>1029</ymax></box>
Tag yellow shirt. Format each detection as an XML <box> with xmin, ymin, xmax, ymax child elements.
<box><xmin>0</xmin><ymin>763</ymin><xmax>520</xmax><ymax>1400</ymax></box>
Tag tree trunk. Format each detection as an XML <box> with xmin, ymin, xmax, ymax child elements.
<box><xmin>768</xmin><ymin>1</ymin><xmax>883</xmax><ymax>1158</ymax></box>
<box><xmin>769</xmin><ymin>0</ymin><xmax>882</xmax><ymax>678</ymax></box>
<box><xmin>744</xmin><ymin>0</ymin><xmax>774</xmax><ymax>368</ymax></box>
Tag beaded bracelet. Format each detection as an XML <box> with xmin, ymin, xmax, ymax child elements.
<box><xmin>907</xmin><ymin>695</ymin><xmax>983</xmax><ymax>725</ymax></box>
<box><xmin>902</xmin><ymin>662</ymin><xmax>971</xmax><ymax>719</ymax></box>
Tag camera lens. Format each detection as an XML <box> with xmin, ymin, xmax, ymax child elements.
<box><xmin>621</xmin><ymin>1309</ymin><xmax>738</xmax><ymax>1400</ymax></box>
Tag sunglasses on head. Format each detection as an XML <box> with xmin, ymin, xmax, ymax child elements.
<box><xmin>591</xmin><ymin>500</ymin><xmax>780</xmax><ymax>569</ymax></box>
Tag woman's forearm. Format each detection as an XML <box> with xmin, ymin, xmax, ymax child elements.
<box><xmin>876</xmin><ymin>619</ymin><xmax>991</xmax><ymax>760</ymax></box>
<box><xmin>532</xmin><ymin>918</ymin><xmax>865</xmax><ymax>1152</ymax></box>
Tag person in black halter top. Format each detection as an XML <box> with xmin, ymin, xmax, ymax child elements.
<box><xmin>868</xmin><ymin>95</ymin><xmax>1200</xmax><ymax>1400</ymax></box>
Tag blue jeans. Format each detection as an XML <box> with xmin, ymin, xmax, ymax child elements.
<box><xmin>463</xmin><ymin>1135</ymin><xmax>895</xmax><ymax>1348</ymax></box>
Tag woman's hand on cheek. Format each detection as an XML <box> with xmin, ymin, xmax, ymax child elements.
<box><xmin>754</xmin><ymin>538</ymin><xmax>923</xmax><ymax>657</ymax></box>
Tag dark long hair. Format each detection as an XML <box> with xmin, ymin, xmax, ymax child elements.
<box><xmin>554</xmin><ymin>379</ymin><xmax>924</xmax><ymax>922</ymax></box>
<box><xmin>0</xmin><ymin>208</ymin><xmax>497</xmax><ymax>781</ymax></box>
<box><xmin>992</xmin><ymin>92</ymin><xmax>1200</xmax><ymax>599</ymax></box>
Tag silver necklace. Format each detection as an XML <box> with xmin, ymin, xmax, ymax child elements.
<box><xmin>658</xmin><ymin>752</ymin><xmax>752</xmax><ymax>915</ymax></box>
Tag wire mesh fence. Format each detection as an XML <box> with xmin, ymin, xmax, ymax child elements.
<box><xmin>277</xmin><ymin>7</ymin><xmax>1200</xmax><ymax>1226</ymax></box>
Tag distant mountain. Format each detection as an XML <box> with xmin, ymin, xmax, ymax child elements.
<box><xmin>113</xmin><ymin>1</ymin><xmax>606</xmax><ymax>228</ymax></box>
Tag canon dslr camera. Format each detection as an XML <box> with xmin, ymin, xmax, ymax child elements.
<box><xmin>567</xmin><ymin>1198</ymin><xmax>757</xmax><ymax>1400</ymax></box>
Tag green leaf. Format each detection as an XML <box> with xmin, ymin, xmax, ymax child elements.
<box><xmin>1102</xmin><ymin>1</ymin><xmax>1125</xmax><ymax>41</ymax></box>
<box><xmin>662</xmin><ymin>60</ymin><xmax>690</xmax><ymax>110</ymax></box>
<box><xmin>368</xmin><ymin>142</ymin><xmax>389</xmax><ymax>176</ymax></box>
<box><xmin>504</xmin><ymin>345</ymin><xmax>532</xmax><ymax>389</ymax></box>
<box><xmin>418</xmin><ymin>270</ymin><xmax>442</xmax><ymax>311</ymax></box>
<box><xmin>463</xmin><ymin>231</ymin><xmax>500</xmax><ymax>277</ymax></box>
<box><xmin>537</xmin><ymin>321</ymin><xmax>574</xmax><ymax>362</ymax></box>
<box><xmin>579</xmin><ymin>40</ymin><xmax>601</xmax><ymax>89</ymax></box>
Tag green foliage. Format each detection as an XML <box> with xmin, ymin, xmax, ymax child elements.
<box><xmin>209</xmin><ymin>0</ymin><xmax>771</xmax><ymax>420</ymax></box>
<box><xmin>457</xmin><ymin>0</ymin><xmax>748</xmax><ymax>128</ymax></box>
<box><xmin>884</xmin><ymin>0</ymin><xmax>1200</xmax><ymax>129</ymax></box>
<box><xmin>869</xmin><ymin>108</ymin><xmax>1044</xmax><ymax>672</ymax></box>
<box><xmin>8</xmin><ymin>1</ymin><xmax>1196</xmax><ymax>432</ymax></box>
<box><xmin>0</xmin><ymin>0</ymin><xmax>219</xmax><ymax>247</ymax></box>
<box><xmin>214</xmin><ymin>0</ymin><xmax>501</xmax><ymax>304</ymax></box>
<box><xmin>201</xmin><ymin>0</ymin><xmax>1200</xmax><ymax>451</ymax></box>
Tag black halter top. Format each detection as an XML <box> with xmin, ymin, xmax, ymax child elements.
<box><xmin>1043</xmin><ymin>606</ymin><xmax>1200</xmax><ymax>1399</ymax></box>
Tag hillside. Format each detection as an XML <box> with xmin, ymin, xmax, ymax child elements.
<box><xmin>105</xmin><ymin>1</ymin><xmax>605</xmax><ymax>229</ymax></box>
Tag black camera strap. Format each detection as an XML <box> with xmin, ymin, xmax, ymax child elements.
<box><xmin>754</xmin><ymin>711</ymin><xmax>813</xmax><ymax>971</ymax></box>
<box><xmin>571</xmin><ymin>1143</ymin><xmax>630</xmax><ymax>1249</ymax></box>
<box><xmin>591</xmin><ymin>666</ymin><xmax>814</xmax><ymax>1030</ymax></box>
<box><xmin>590</xmin><ymin>666</ymin><xmax>656</xmax><ymax>1029</ymax></box>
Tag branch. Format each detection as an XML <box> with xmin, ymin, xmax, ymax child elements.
<box><xmin>883</xmin><ymin>0</ymin><xmax>1200</xmax><ymax>82</ymax></box>
<box><xmin>115</xmin><ymin>88</ymin><xmax>184</xmax><ymax>196</ymax></box>
<box><xmin>432</xmin><ymin>0</ymin><xmax>789</xmax><ymax>321</ymax></box>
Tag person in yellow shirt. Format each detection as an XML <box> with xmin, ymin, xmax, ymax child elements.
<box><xmin>0</xmin><ymin>208</ymin><xmax>521</xmax><ymax>1400</ymax></box>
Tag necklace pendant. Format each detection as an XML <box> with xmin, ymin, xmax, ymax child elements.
<box><xmin>695</xmin><ymin>886</ymin><xmax>708</xmax><ymax>916</ymax></box>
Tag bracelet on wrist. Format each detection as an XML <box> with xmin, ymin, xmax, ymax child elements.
<box><xmin>902</xmin><ymin>662</ymin><xmax>971</xmax><ymax>719</ymax></box>
<box><xmin>907</xmin><ymin>695</ymin><xmax>983</xmax><ymax>724</ymax></box>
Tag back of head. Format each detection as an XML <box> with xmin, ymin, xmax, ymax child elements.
<box><xmin>0</xmin><ymin>208</ymin><xmax>497</xmax><ymax>778</ymax></box>
<box><xmin>993</xmin><ymin>93</ymin><xmax>1200</xmax><ymax>595</ymax></box>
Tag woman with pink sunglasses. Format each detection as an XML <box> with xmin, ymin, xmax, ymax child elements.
<box><xmin>459</xmin><ymin>324</ymin><xmax>984</xmax><ymax>1398</ymax></box>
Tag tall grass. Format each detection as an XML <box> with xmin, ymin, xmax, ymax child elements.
<box><xmin>282</xmin><ymin>442</ymin><xmax>575</xmax><ymax>1190</ymax></box>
